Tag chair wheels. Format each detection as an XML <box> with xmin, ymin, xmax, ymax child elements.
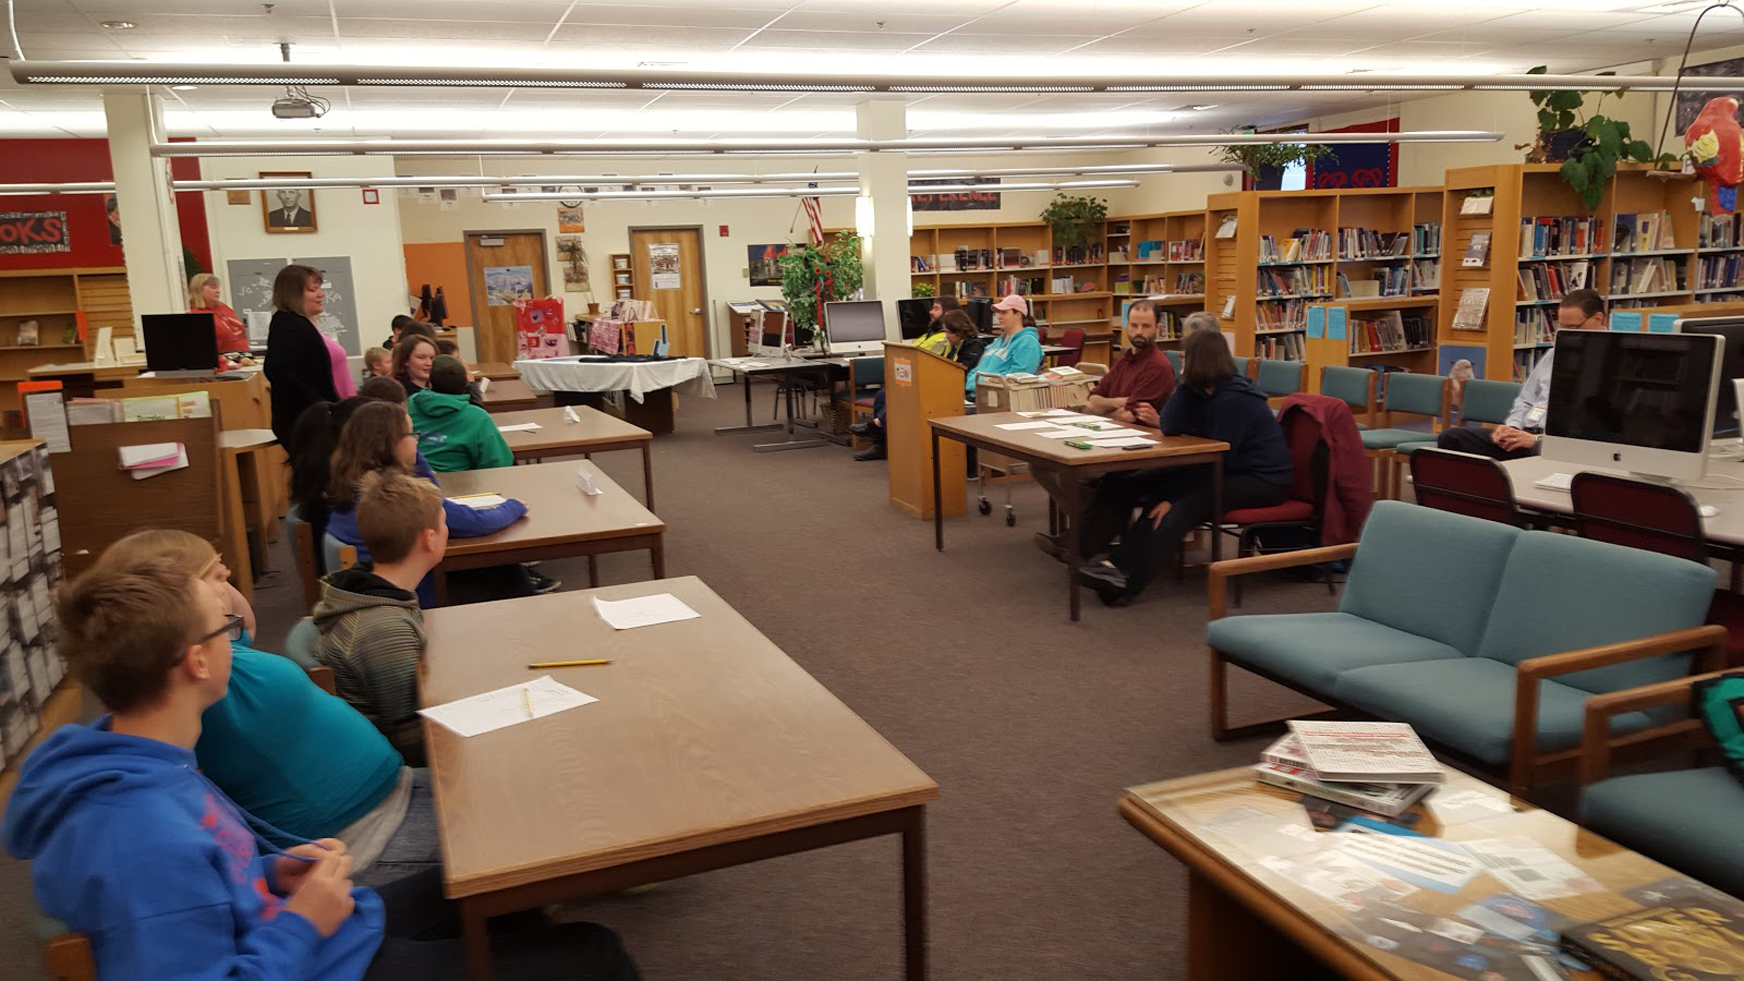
<box><xmin>978</xmin><ymin>498</ymin><xmax>992</xmax><ymax>515</ymax></box>
<box><xmin>1005</xmin><ymin>507</ymin><xmax>1016</xmax><ymax>527</ymax></box>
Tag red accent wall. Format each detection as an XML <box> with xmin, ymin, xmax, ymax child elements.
<box><xmin>0</xmin><ymin>138</ymin><xmax>212</xmax><ymax>274</ymax></box>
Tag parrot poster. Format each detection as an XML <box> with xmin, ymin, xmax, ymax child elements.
<box><xmin>1686</xmin><ymin>96</ymin><xmax>1743</xmax><ymax>214</ymax></box>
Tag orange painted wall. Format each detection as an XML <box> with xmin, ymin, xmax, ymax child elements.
<box><xmin>403</xmin><ymin>242</ymin><xmax>474</xmax><ymax>328</ymax></box>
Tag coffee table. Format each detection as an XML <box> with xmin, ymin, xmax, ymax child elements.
<box><xmin>1120</xmin><ymin>766</ymin><xmax>1689</xmax><ymax>980</ymax></box>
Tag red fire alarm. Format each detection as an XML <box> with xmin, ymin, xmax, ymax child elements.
<box><xmin>719</xmin><ymin>224</ymin><xmax>729</xmax><ymax>237</ymax></box>
<box><xmin>361</xmin><ymin>188</ymin><xmax>380</xmax><ymax>205</ymax></box>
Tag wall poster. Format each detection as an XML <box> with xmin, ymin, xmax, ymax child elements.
<box><xmin>648</xmin><ymin>243</ymin><xmax>680</xmax><ymax>290</ymax></box>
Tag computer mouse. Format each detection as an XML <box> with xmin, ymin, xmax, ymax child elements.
<box><xmin>1700</xmin><ymin>505</ymin><xmax>1720</xmax><ymax>519</ymax></box>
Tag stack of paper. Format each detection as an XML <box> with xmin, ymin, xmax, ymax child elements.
<box><xmin>496</xmin><ymin>423</ymin><xmax>542</xmax><ymax>433</ymax></box>
<box><xmin>118</xmin><ymin>443</ymin><xmax>189</xmax><ymax>480</ymax></box>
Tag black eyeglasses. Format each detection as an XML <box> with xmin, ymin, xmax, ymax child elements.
<box><xmin>197</xmin><ymin>613</ymin><xmax>245</xmax><ymax>645</ymax></box>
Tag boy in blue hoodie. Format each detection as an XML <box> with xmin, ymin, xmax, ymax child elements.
<box><xmin>4</xmin><ymin>555</ymin><xmax>385</xmax><ymax>978</ymax></box>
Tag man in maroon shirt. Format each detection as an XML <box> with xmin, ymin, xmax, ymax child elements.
<box><xmin>1034</xmin><ymin>300</ymin><xmax>1178</xmax><ymax>560</ymax></box>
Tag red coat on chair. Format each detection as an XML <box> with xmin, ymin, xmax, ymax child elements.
<box><xmin>1278</xmin><ymin>394</ymin><xmax>1374</xmax><ymax>545</ymax></box>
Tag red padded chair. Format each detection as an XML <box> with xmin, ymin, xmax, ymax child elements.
<box><xmin>1408</xmin><ymin>448</ymin><xmax>1522</xmax><ymax>526</ymax></box>
<box><xmin>1054</xmin><ymin>327</ymin><xmax>1085</xmax><ymax>367</ymax></box>
<box><xmin>1569</xmin><ymin>471</ymin><xmax>1744</xmax><ymax>666</ymax></box>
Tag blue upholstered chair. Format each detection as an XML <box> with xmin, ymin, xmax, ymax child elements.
<box><xmin>1164</xmin><ymin>349</ymin><xmax>1183</xmax><ymax>376</ymax></box>
<box><xmin>1318</xmin><ymin>366</ymin><xmax>1378</xmax><ymax>430</ymax></box>
<box><xmin>1207</xmin><ymin>500</ymin><xmax>1728</xmax><ymax>796</ymax></box>
<box><xmin>1253</xmin><ymin>359</ymin><xmax>1309</xmax><ymax>404</ymax></box>
<box><xmin>1355</xmin><ymin>372</ymin><xmax>1450</xmax><ymax>498</ymax></box>
<box><xmin>1392</xmin><ymin>377</ymin><xmax>1521</xmax><ymax>496</ymax></box>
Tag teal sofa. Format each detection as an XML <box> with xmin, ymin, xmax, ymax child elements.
<box><xmin>1207</xmin><ymin>500</ymin><xmax>1729</xmax><ymax>795</ymax></box>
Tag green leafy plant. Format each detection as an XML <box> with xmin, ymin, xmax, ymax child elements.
<box><xmin>1039</xmin><ymin>193</ymin><xmax>1109</xmax><ymax>248</ymax></box>
<box><xmin>911</xmin><ymin>281</ymin><xmax>936</xmax><ymax>298</ymax></box>
<box><xmin>779</xmin><ymin>231</ymin><xmax>863</xmax><ymax>340</ymax></box>
<box><xmin>1216</xmin><ymin>138</ymin><xmax>1337</xmax><ymax>174</ymax></box>
<box><xmin>1521</xmin><ymin>66</ymin><xmax>1678</xmax><ymax>210</ymax></box>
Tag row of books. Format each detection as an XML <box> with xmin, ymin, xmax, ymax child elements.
<box><xmin>1613</xmin><ymin>211</ymin><xmax>1677</xmax><ymax>253</ymax></box>
<box><xmin>1255</xmin><ymin>298</ymin><xmax>1313</xmax><ymax>332</ymax></box>
<box><xmin>1514</xmin><ymin>307</ymin><xmax>1556</xmax><ymax>347</ymax></box>
<box><xmin>1132</xmin><ymin>238</ymin><xmax>1203</xmax><ymax>261</ymax></box>
<box><xmin>1336</xmin><ymin>227</ymin><xmax>1410</xmax><ymax>259</ymax></box>
<box><xmin>1137</xmin><ymin>272</ymin><xmax>1204</xmax><ymax>294</ymax></box>
<box><xmin>1519</xmin><ymin>215</ymin><xmax>1601</xmax><ymax>258</ymax></box>
<box><xmin>1699</xmin><ymin>213</ymin><xmax>1743</xmax><ymax>250</ymax></box>
<box><xmin>1338</xmin><ymin>266</ymin><xmax>1412</xmax><ymax>298</ymax></box>
<box><xmin>1413</xmin><ymin>258</ymin><xmax>1440</xmax><ymax>291</ymax></box>
<box><xmin>1347</xmin><ymin>311</ymin><xmax>1433</xmax><ymax>356</ymax></box>
<box><xmin>1254</xmin><ymin>331</ymin><xmax>1305</xmax><ymax>360</ymax></box>
<box><xmin>1698</xmin><ymin>253</ymin><xmax>1744</xmax><ymax>290</ymax></box>
<box><xmin>1258</xmin><ymin>229</ymin><xmax>1334</xmax><ymax>263</ymax></box>
<box><xmin>1513</xmin><ymin>345</ymin><xmax>1550</xmax><ymax>381</ymax></box>
<box><xmin>1516</xmin><ymin>260</ymin><xmax>1592</xmax><ymax>302</ymax></box>
<box><xmin>1609</xmin><ymin>256</ymin><xmax>1685</xmax><ymax>296</ymax></box>
<box><xmin>1412</xmin><ymin>221</ymin><xmax>1442</xmax><ymax>256</ymax></box>
<box><xmin>948</xmin><ymin>279</ymin><xmax>991</xmax><ymax>299</ymax></box>
<box><xmin>996</xmin><ymin>276</ymin><xmax>1045</xmax><ymax>297</ymax></box>
<box><xmin>1257</xmin><ymin>264</ymin><xmax>1332</xmax><ymax>297</ymax></box>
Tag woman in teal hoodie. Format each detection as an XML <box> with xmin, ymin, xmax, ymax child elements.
<box><xmin>967</xmin><ymin>293</ymin><xmax>1044</xmax><ymax>394</ymax></box>
<box><xmin>407</xmin><ymin>356</ymin><xmax>513</xmax><ymax>472</ymax></box>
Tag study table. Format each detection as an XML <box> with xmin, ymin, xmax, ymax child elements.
<box><xmin>928</xmin><ymin>412</ymin><xmax>1229</xmax><ymax>621</ymax></box>
<box><xmin>491</xmin><ymin>405</ymin><xmax>655</xmax><ymax>509</ymax></box>
<box><xmin>1120</xmin><ymin>765</ymin><xmax>1687</xmax><ymax>981</ymax></box>
<box><xmin>471</xmin><ymin>361</ymin><xmax>521</xmax><ymax>381</ymax></box>
<box><xmin>431</xmin><ymin>461</ymin><xmax>663</xmax><ymax>602</ymax></box>
<box><xmin>420</xmin><ymin>577</ymin><xmax>939</xmax><ymax>981</ymax></box>
<box><xmin>709</xmin><ymin>355</ymin><xmax>851</xmax><ymax>451</ymax></box>
<box><xmin>1501</xmin><ymin>455</ymin><xmax>1744</xmax><ymax>547</ymax></box>
<box><xmin>478</xmin><ymin>377</ymin><xmax>539</xmax><ymax>412</ymax></box>
<box><xmin>513</xmin><ymin>356</ymin><xmax>716</xmax><ymax>436</ymax></box>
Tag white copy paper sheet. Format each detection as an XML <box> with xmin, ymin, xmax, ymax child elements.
<box><xmin>1034</xmin><ymin>428</ymin><xmax>1087</xmax><ymax>439</ymax></box>
<box><xmin>593</xmin><ymin>593</ymin><xmax>700</xmax><ymax>630</ymax></box>
<box><xmin>995</xmin><ymin>421</ymin><xmax>1065</xmax><ymax>431</ymax></box>
<box><xmin>129</xmin><ymin>446</ymin><xmax>190</xmax><ymax>480</ymax></box>
<box><xmin>1086</xmin><ymin>436</ymin><xmax>1159</xmax><ymax>448</ymax></box>
<box><xmin>418</xmin><ymin>675</ymin><xmax>598</xmax><ymax>737</ymax></box>
<box><xmin>118</xmin><ymin>443</ymin><xmax>182</xmax><ymax>468</ymax></box>
<box><xmin>449</xmin><ymin>494</ymin><xmax>508</xmax><ymax>509</ymax></box>
<box><xmin>496</xmin><ymin>422</ymin><xmax>542</xmax><ymax>433</ymax></box>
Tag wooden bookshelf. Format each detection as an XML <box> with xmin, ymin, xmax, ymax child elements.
<box><xmin>0</xmin><ymin>267</ymin><xmax>130</xmax><ymax>411</ymax></box>
<box><xmin>608</xmin><ymin>253</ymin><xmax>634</xmax><ymax>301</ymax></box>
<box><xmin>1109</xmin><ymin>209</ymin><xmax>1208</xmax><ymax>348</ymax></box>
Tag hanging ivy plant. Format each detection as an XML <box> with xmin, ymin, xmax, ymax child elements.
<box><xmin>1216</xmin><ymin>139</ymin><xmax>1337</xmax><ymax>174</ymax></box>
<box><xmin>1519</xmin><ymin>66</ymin><xmax>1678</xmax><ymax>211</ymax></box>
<box><xmin>779</xmin><ymin>231</ymin><xmax>863</xmax><ymax>341</ymax></box>
<box><xmin>1040</xmin><ymin>193</ymin><xmax>1109</xmax><ymax>248</ymax></box>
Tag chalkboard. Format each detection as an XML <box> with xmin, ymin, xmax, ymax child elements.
<box><xmin>224</xmin><ymin>255</ymin><xmax>360</xmax><ymax>355</ymax></box>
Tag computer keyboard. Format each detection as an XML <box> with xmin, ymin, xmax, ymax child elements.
<box><xmin>1533</xmin><ymin>472</ymin><xmax>1574</xmax><ymax>492</ymax></box>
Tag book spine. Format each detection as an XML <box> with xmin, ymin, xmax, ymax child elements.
<box><xmin>1557</xmin><ymin>936</ymin><xmax>1642</xmax><ymax>981</ymax></box>
<box><xmin>1253</xmin><ymin>765</ymin><xmax>1408</xmax><ymax>817</ymax></box>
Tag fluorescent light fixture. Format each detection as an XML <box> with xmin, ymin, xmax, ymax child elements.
<box><xmin>0</xmin><ymin>182</ymin><xmax>116</xmax><ymax>195</ymax></box>
<box><xmin>354</xmin><ymin>79</ymin><xmax>626</xmax><ymax>88</ymax></box>
<box><xmin>643</xmin><ymin>82</ymin><xmax>875</xmax><ymax>91</ymax></box>
<box><xmin>1106</xmin><ymin>84</ymin><xmax>1293</xmax><ymax>92</ymax></box>
<box><xmin>27</xmin><ymin>74</ymin><xmax>344</xmax><ymax>85</ymax></box>
<box><xmin>889</xmin><ymin>85</ymin><xmax>1096</xmax><ymax>93</ymax></box>
<box><xmin>855</xmin><ymin>194</ymin><xmax>874</xmax><ymax>237</ymax></box>
<box><xmin>482</xmin><ymin>185</ymin><xmax>861</xmax><ymax>201</ymax></box>
<box><xmin>1297</xmin><ymin>84</ymin><xmax>1465</xmax><ymax>91</ymax></box>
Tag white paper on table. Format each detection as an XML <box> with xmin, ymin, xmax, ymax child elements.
<box><xmin>23</xmin><ymin>392</ymin><xmax>70</xmax><ymax>454</ymax></box>
<box><xmin>563</xmin><ymin>405</ymin><xmax>581</xmax><ymax>424</ymax></box>
<box><xmin>1069</xmin><ymin>423</ymin><xmax>1135</xmax><ymax>435</ymax></box>
<box><xmin>118</xmin><ymin>443</ymin><xmax>183</xmax><ymax>469</ymax></box>
<box><xmin>995</xmin><ymin>420</ymin><xmax>1066</xmax><ymax>431</ymax></box>
<box><xmin>129</xmin><ymin>446</ymin><xmax>190</xmax><ymax>480</ymax></box>
<box><xmin>1037</xmin><ymin>410</ymin><xmax>1098</xmax><ymax>421</ymax></box>
<box><xmin>1086</xmin><ymin>436</ymin><xmax>1159</xmax><ymax>448</ymax></box>
<box><xmin>593</xmin><ymin>593</ymin><xmax>700</xmax><ymax>630</ymax></box>
<box><xmin>1034</xmin><ymin>428</ymin><xmax>1090</xmax><ymax>439</ymax></box>
<box><xmin>496</xmin><ymin>423</ymin><xmax>542</xmax><ymax>433</ymax></box>
<box><xmin>1460</xmin><ymin>836</ymin><xmax>1604</xmax><ymax>900</ymax></box>
<box><xmin>418</xmin><ymin>675</ymin><xmax>598</xmax><ymax>737</ymax></box>
<box><xmin>575</xmin><ymin>464</ymin><xmax>602</xmax><ymax>496</ymax></box>
<box><xmin>449</xmin><ymin>493</ymin><xmax>508</xmax><ymax>509</ymax></box>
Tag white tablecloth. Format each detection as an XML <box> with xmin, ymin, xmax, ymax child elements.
<box><xmin>514</xmin><ymin>357</ymin><xmax>717</xmax><ymax>403</ymax></box>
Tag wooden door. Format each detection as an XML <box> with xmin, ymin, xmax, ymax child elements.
<box><xmin>464</xmin><ymin>231</ymin><xmax>550</xmax><ymax>364</ymax></box>
<box><xmin>629</xmin><ymin>227</ymin><xmax>708</xmax><ymax>357</ymax></box>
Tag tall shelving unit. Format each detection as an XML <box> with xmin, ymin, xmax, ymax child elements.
<box><xmin>0</xmin><ymin>267</ymin><xmax>130</xmax><ymax>411</ymax></box>
<box><xmin>909</xmin><ymin>220</ymin><xmax>1114</xmax><ymax>364</ymax></box>
<box><xmin>1109</xmin><ymin>209</ymin><xmax>1209</xmax><ymax>348</ymax></box>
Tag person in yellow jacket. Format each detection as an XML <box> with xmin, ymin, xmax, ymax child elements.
<box><xmin>911</xmin><ymin>296</ymin><xmax>961</xmax><ymax>356</ymax></box>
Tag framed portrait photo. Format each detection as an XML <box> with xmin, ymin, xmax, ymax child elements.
<box><xmin>260</xmin><ymin>172</ymin><xmax>316</xmax><ymax>233</ymax></box>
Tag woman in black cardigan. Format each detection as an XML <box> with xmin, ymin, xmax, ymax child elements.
<box><xmin>265</xmin><ymin>263</ymin><xmax>340</xmax><ymax>447</ymax></box>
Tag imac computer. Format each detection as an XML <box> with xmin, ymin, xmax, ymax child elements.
<box><xmin>896</xmin><ymin>298</ymin><xmax>934</xmax><ymax>340</ymax></box>
<box><xmin>141</xmin><ymin>313</ymin><xmax>221</xmax><ymax>379</ymax></box>
<box><xmin>822</xmin><ymin>299</ymin><xmax>888</xmax><ymax>356</ymax></box>
<box><xmin>963</xmin><ymin>297</ymin><xmax>994</xmax><ymax>334</ymax></box>
<box><xmin>1675</xmin><ymin>315</ymin><xmax>1744</xmax><ymax>460</ymax></box>
<box><xmin>1541</xmin><ymin>329</ymin><xmax>1723</xmax><ymax>484</ymax></box>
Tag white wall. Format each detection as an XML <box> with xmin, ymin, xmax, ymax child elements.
<box><xmin>201</xmin><ymin>155</ymin><xmax>405</xmax><ymax>355</ymax></box>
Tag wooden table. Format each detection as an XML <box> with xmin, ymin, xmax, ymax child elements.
<box><xmin>432</xmin><ymin>460</ymin><xmax>663</xmax><ymax>601</ymax></box>
<box><xmin>1502</xmin><ymin>455</ymin><xmax>1744</xmax><ymax>546</ymax></box>
<box><xmin>1121</xmin><ymin>766</ymin><xmax>1694</xmax><ymax>981</ymax></box>
<box><xmin>928</xmin><ymin>412</ymin><xmax>1228</xmax><ymax>621</ymax></box>
<box><xmin>472</xmin><ymin>362</ymin><xmax>521</xmax><ymax>381</ymax></box>
<box><xmin>218</xmin><ymin>428</ymin><xmax>278</xmax><ymax>603</ymax></box>
<box><xmin>709</xmin><ymin>356</ymin><xmax>850</xmax><ymax>451</ymax></box>
<box><xmin>27</xmin><ymin>360</ymin><xmax>144</xmax><ymax>399</ymax></box>
<box><xmin>421</xmin><ymin>578</ymin><xmax>939</xmax><ymax>981</ymax></box>
<box><xmin>480</xmin><ymin>378</ymin><xmax>540</xmax><ymax>412</ymax></box>
<box><xmin>490</xmin><ymin>406</ymin><xmax>655</xmax><ymax>509</ymax></box>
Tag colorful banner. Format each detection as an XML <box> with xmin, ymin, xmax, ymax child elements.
<box><xmin>910</xmin><ymin>178</ymin><xmax>1002</xmax><ymax>212</ymax></box>
<box><xmin>515</xmin><ymin>297</ymin><xmax>566</xmax><ymax>360</ymax></box>
<box><xmin>0</xmin><ymin>211</ymin><xmax>70</xmax><ymax>254</ymax></box>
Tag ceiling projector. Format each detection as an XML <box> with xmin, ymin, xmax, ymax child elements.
<box><xmin>271</xmin><ymin>95</ymin><xmax>326</xmax><ymax>119</ymax></box>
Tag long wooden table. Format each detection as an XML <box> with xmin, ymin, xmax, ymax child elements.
<box><xmin>1121</xmin><ymin>766</ymin><xmax>1694</xmax><ymax>981</ymax></box>
<box><xmin>471</xmin><ymin>362</ymin><xmax>520</xmax><ymax>381</ymax></box>
<box><xmin>432</xmin><ymin>461</ymin><xmax>663</xmax><ymax>601</ymax></box>
<box><xmin>490</xmin><ymin>405</ymin><xmax>655</xmax><ymax>509</ymax></box>
<box><xmin>1502</xmin><ymin>455</ymin><xmax>1744</xmax><ymax>546</ymax></box>
<box><xmin>421</xmin><ymin>578</ymin><xmax>939</xmax><ymax>981</ymax></box>
<box><xmin>928</xmin><ymin>412</ymin><xmax>1229</xmax><ymax>621</ymax></box>
<box><xmin>479</xmin><ymin>377</ymin><xmax>540</xmax><ymax>412</ymax></box>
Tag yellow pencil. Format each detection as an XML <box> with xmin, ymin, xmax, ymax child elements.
<box><xmin>527</xmin><ymin>659</ymin><xmax>612</xmax><ymax>668</ymax></box>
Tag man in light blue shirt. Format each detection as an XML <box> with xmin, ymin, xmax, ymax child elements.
<box><xmin>1436</xmin><ymin>288</ymin><xmax>1605</xmax><ymax>459</ymax></box>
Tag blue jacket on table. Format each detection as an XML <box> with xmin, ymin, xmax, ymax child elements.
<box><xmin>3</xmin><ymin>719</ymin><xmax>386</xmax><ymax>980</ymax></box>
<box><xmin>1159</xmin><ymin>374</ymin><xmax>1292</xmax><ymax>486</ymax></box>
<box><xmin>326</xmin><ymin>455</ymin><xmax>526</xmax><ymax>607</ymax></box>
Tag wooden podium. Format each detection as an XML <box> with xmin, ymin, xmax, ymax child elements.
<box><xmin>883</xmin><ymin>341</ymin><xmax>966</xmax><ymax>519</ymax></box>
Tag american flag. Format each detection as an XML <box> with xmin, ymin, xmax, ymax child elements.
<box><xmin>801</xmin><ymin>182</ymin><xmax>825</xmax><ymax>246</ymax></box>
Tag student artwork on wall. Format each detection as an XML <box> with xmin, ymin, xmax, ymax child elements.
<box><xmin>485</xmin><ymin>266</ymin><xmax>535</xmax><ymax>306</ymax></box>
<box><xmin>747</xmin><ymin>244</ymin><xmax>787</xmax><ymax>286</ymax></box>
<box><xmin>555</xmin><ymin>236</ymin><xmax>591</xmax><ymax>291</ymax></box>
<box><xmin>557</xmin><ymin>207</ymin><xmax>586</xmax><ymax>233</ymax></box>
<box><xmin>260</xmin><ymin>172</ymin><xmax>317</xmax><ymax>233</ymax></box>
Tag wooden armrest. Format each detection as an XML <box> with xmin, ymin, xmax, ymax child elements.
<box><xmin>1579</xmin><ymin>668</ymin><xmax>1736</xmax><ymax>785</ymax></box>
<box><xmin>1510</xmin><ymin>625</ymin><xmax>1728</xmax><ymax>788</ymax></box>
<box><xmin>1207</xmin><ymin>543</ymin><xmax>1358</xmax><ymax>621</ymax></box>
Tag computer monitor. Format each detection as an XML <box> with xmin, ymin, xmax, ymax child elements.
<box><xmin>1542</xmin><ymin>329</ymin><xmax>1723</xmax><ymax>483</ymax></box>
<box><xmin>1675</xmin><ymin>315</ymin><xmax>1744</xmax><ymax>454</ymax></box>
<box><xmin>822</xmin><ymin>299</ymin><xmax>888</xmax><ymax>356</ymax></box>
<box><xmin>141</xmin><ymin>313</ymin><xmax>220</xmax><ymax>379</ymax></box>
<box><xmin>896</xmin><ymin>298</ymin><xmax>934</xmax><ymax>340</ymax></box>
<box><xmin>963</xmin><ymin>297</ymin><xmax>994</xmax><ymax>333</ymax></box>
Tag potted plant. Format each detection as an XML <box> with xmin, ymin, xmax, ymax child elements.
<box><xmin>1216</xmin><ymin>138</ymin><xmax>1337</xmax><ymax>179</ymax></box>
<box><xmin>1519</xmin><ymin>66</ymin><xmax>1677</xmax><ymax>210</ymax></box>
<box><xmin>1040</xmin><ymin>193</ymin><xmax>1109</xmax><ymax>248</ymax></box>
<box><xmin>779</xmin><ymin>231</ymin><xmax>863</xmax><ymax>345</ymax></box>
<box><xmin>912</xmin><ymin>281</ymin><xmax>936</xmax><ymax>299</ymax></box>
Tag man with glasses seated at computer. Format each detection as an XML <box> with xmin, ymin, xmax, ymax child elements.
<box><xmin>1436</xmin><ymin>288</ymin><xmax>1605</xmax><ymax>461</ymax></box>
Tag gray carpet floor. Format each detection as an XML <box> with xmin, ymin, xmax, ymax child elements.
<box><xmin>0</xmin><ymin>381</ymin><xmax>1341</xmax><ymax>980</ymax></box>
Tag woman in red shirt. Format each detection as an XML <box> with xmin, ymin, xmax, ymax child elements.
<box><xmin>188</xmin><ymin>273</ymin><xmax>251</xmax><ymax>356</ymax></box>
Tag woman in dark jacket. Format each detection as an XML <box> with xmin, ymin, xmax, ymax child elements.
<box><xmin>1079</xmin><ymin>329</ymin><xmax>1292</xmax><ymax>605</ymax></box>
<box><xmin>265</xmin><ymin>264</ymin><xmax>340</xmax><ymax>446</ymax></box>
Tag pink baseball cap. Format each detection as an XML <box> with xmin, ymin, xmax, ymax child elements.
<box><xmin>991</xmin><ymin>293</ymin><xmax>1029</xmax><ymax>315</ymax></box>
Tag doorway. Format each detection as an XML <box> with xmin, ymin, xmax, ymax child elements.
<box><xmin>628</xmin><ymin>226</ymin><xmax>709</xmax><ymax>357</ymax></box>
<box><xmin>463</xmin><ymin>230</ymin><xmax>550</xmax><ymax>364</ymax></box>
